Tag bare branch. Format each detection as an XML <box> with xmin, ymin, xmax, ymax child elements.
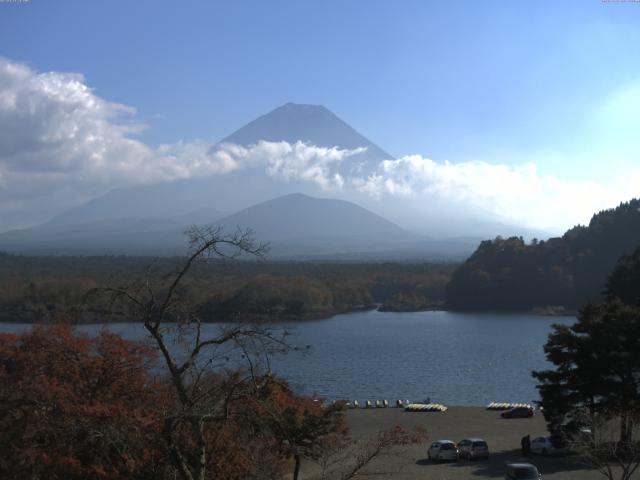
<box><xmin>96</xmin><ymin>225</ymin><xmax>278</xmax><ymax>480</ymax></box>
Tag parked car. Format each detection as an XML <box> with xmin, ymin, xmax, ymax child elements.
<box><xmin>530</xmin><ymin>436</ymin><xmax>565</xmax><ymax>456</ymax></box>
<box><xmin>428</xmin><ymin>440</ymin><xmax>458</xmax><ymax>461</ymax></box>
<box><xmin>505</xmin><ymin>463</ymin><xmax>542</xmax><ymax>479</ymax></box>
<box><xmin>457</xmin><ymin>438</ymin><xmax>490</xmax><ymax>460</ymax></box>
<box><xmin>501</xmin><ymin>406</ymin><xmax>534</xmax><ymax>419</ymax></box>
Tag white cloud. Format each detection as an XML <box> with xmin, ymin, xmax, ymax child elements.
<box><xmin>352</xmin><ymin>155</ymin><xmax>639</xmax><ymax>229</ymax></box>
<box><xmin>214</xmin><ymin>141</ymin><xmax>364</xmax><ymax>189</ymax></box>
<box><xmin>0</xmin><ymin>58</ymin><xmax>361</xmax><ymax>230</ymax></box>
<box><xmin>0</xmin><ymin>57</ymin><xmax>637</xmax><ymax>233</ymax></box>
<box><xmin>0</xmin><ymin>58</ymin><xmax>169</xmax><ymax>229</ymax></box>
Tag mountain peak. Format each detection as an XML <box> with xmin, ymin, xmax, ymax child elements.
<box><xmin>279</xmin><ymin>102</ymin><xmax>327</xmax><ymax>110</ymax></box>
<box><xmin>274</xmin><ymin>192</ymin><xmax>314</xmax><ymax>201</ymax></box>
<box><xmin>266</xmin><ymin>102</ymin><xmax>335</xmax><ymax>121</ymax></box>
<box><xmin>219</xmin><ymin>103</ymin><xmax>393</xmax><ymax>163</ymax></box>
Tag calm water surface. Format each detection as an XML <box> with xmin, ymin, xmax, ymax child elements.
<box><xmin>0</xmin><ymin>310</ymin><xmax>573</xmax><ymax>406</ymax></box>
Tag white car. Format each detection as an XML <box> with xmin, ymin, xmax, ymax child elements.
<box><xmin>428</xmin><ymin>440</ymin><xmax>458</xmax><ymax>461</ymax></box>
<box><xmin>530</xmin><ymin>436</ymin><xmax>564</xmax><ymax>456</ymax></box>
<box><xmin>457</xmin><ymin>437</ymin><xmax>490</xmax><ymax>460</ymax></box>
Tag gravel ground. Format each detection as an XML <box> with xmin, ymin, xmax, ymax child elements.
<box><xmin>297</xmin><ymin>406</ymin><xmax>626</xmax><ymax>479</ymax></box>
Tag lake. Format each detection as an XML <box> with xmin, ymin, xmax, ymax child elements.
<box><xmin>0</xmin><ymin>310</ymin><xmax>573</xmax><ymax>406</ymax></box>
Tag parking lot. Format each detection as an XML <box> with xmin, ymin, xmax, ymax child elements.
<box><xmin>299</xmin><ymin>406</ymin><xmax>615</xmax><ymax>479</ymax></box>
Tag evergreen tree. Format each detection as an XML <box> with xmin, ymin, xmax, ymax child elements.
<box><xmin>533</xmin><ymin>301</ymin><xmax>640</xmax><ymax>443</ymax></box>
<box><xmin>606</xmin><ymin>246</ymin><xmax>640</xmax><ymax>306</ymax></box>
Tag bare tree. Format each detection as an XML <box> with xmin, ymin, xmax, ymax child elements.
<box><xmin>572</xmin><ymin>413</ymin><xmax>640</xmax><ymax>480</ymax></box>
<box><xmin>309</xmin><ymin>433</ymin><xmax>353</xmax><ymax>480</ymax></box>
<box><xmin>105</xmin><ymin>225</ymin><xmax>288</xmax><ymax>480</ymax></box>
<box><xmin>102</xmin><ymin>225</ymin><xmax>424</xmax><ymax>480</ymax></box>
<box><xmin>311</xmin><ymin>425</ymin><xmax>427</xmax><ymax>480</ymax></box>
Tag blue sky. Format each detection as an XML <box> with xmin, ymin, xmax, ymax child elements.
<box><xmin>1</xmin><ymin>1</ymin><xmax>640</xmax><ymax>230</ymax></box>
<box><xmin>3</xmin><ymin>1</ymin><xmax>640</xmax><ymax>176</ymax></box>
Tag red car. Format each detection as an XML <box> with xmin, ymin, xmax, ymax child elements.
<box><xmin>501</xmin><ymin>406</ymin><xmax>534</xmax><ymax>419</ymax></box>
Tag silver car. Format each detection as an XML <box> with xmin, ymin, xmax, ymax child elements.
<box><xmin>505</xmin><ymin>463</ymin><xmax>542</xmax><ymax>479</ymax></box>
<box><xmin>458</xmin><ymin>437</ymin><xmax>489</xmax><ymax>460</ymax></box>
<box><xmin>428</xmin><ymin>440</ymin><xmax>458</xmax><ymax>461</ymax></box>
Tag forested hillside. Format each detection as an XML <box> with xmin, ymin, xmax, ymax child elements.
<box><xmin>0</xmin><ymin>254</ymin><xmax>455</xmax><ymax>322</ymax></box>
<box><xmin>446</xmin><ymin>199</ymin><xmax>640</xmax><ymax>311</ymax></box>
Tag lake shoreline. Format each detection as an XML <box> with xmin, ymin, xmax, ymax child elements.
<box><xmin>0</xmin><ymin>305</ymin><xmax>577</xmax><ymax>325</ymax></box>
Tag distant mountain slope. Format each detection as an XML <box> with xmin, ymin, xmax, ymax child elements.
<box><xmin>445</xmin><ymin>199</ymin><xmax>640</xmax><ymax>311</ymax></box>
<box><xmin>0</xmin><ymin>208</ymin><xmax>222</xmax><ymax>255</ymax></box>
<box><xmin>217</xmin><ymin>193</ymin><xmax>409</xmax><ymax>241</ymax></box>
<box><xmin>0</xmin><ymin>193</ymin><xmax>422</xmax><ymax>257</ymax></box>
<box><xmin>214</xmin><ymin>193</ymin><xmax>420</xmax><ymax>256</ymax></box>
<box><xmin>0</xmin><ymin>190</ymin><xmax>484</xmax><ymax>259</ymax></box>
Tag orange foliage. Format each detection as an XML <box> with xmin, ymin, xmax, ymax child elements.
<box><xmin>249</xmin><ymin>379</ymin><xmax>348</xmax><ymax>479</ymax></box>
<box><xmin>0</xmin><ymin>325</ymin><xmax>168</xmax><ymax>479</ymax></box>
<box><xmin>0</xmin><ymin>327</ymin><xmax>352</xmax><ymax>480</ymax></box>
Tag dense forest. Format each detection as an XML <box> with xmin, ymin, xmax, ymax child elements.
<box><xmin>446</xmin><ymin>198</ymin><xmax>640</xmax><ymax>312</ymax></box>
<box><xmin>0</xmin><ymin>254</ymin><xmax>456</xmax><ymax>323</ymax></box>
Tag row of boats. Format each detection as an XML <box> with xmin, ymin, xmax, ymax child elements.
<box><xmin>404</xmin><ymin>403</ymin><xmax>448</xmax><ymax>412</ymax></box>
<box><xmin>346</xmin><ymin>399</ymin><xmax>393</xmax><ymax>408</ymax></box>
<box><xmin>485</xmin><ymin>402</ymin><xmax>535</xmax><ymax>410</ymax></box>
<box><xmin>344</xmin><ymin>400</ymin><xmax>449</xmax><ymax>411</ymax></box>
<box><xmin>344</xmin><ymin>400</ymin><xmax>533</xmax><ymax>412</ymax></box>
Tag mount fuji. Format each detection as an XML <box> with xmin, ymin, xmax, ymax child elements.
<box><xmin>0</xmin><ymin>103</ymin><xmax>541</xmax><ymax>258</ymax></box>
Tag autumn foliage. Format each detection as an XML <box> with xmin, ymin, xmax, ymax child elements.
<box><xmin>252</xmin><ymin>379</ymin><xmax>349</xmax><ymax>480</ymax></box>
<box><xmin>0</xmin><ymin>325</ymin><xmax>167</xmax><ymax>479</ymax></box>
<box><xmin>0</xmin><ymin>326</ymin><xmax>357</xmax><ymax>480</ymax></box>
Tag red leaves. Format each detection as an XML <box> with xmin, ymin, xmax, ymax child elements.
<box><xmin>0</xmin><ymin>325</ymin><xmax>167</xmax><ymax>480</ymax></box>
<box><xmin>0</xmin><ymin>327</ymin><xmax>360</xmax><ymax>480</ymax></box>
<box><xmin>252</xmin><ymin>379</ymin><xmax>349</xmax><ymax>460</ymax></box>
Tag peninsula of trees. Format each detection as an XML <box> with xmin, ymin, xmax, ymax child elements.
<box><xmin>446</xmin><ymin>199</ymin><xmax>640</xmax><ymax>312</ymax></box>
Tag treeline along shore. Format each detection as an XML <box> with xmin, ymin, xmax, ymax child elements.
<box><xmin>2</xmin><ymin>198</ymin><xmax>639</xmax><ymax>323</ymax></box>
<box><xmin>0</xmin><ymin>254</ymin><xmax>455</xmax><ymax>323</ymax></box>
